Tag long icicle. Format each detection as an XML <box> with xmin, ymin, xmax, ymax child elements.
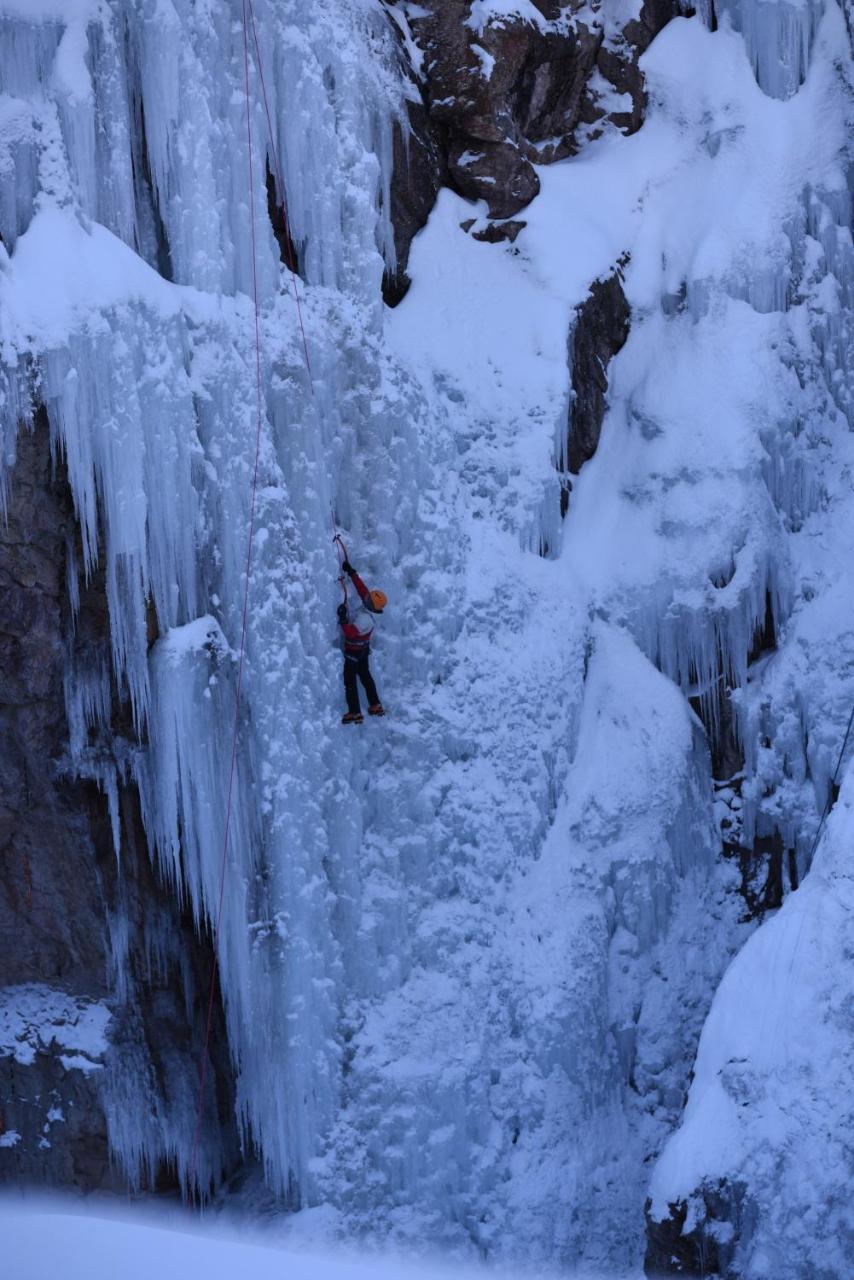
<box><xmin>186</xmin><ymin>0</ymin><xmax>267</xmax><ymax>1203</ymax></box>
<box><xmin>247</xmin><ymin>0</ymin><xmax>313</xmax><ymax>386</ymax></box>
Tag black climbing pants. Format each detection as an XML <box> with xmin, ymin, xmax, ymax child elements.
<box><xmin>343</xmin><ymin>649</ymin><xmax>379</xmax><ymax>715</ymax></box>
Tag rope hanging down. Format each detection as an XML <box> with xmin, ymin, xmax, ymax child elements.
<box><xmin>187</xmin><ymin>0</ymin><xmax>267</xmax><ymax>1201</ymax></box>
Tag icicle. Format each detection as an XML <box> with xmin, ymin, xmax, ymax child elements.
<box><xmin>631</xmin><ymin>535</ymin><xmax>792</xmax><ymax>739</ymax></box>
<box><xmin>713</xmin><ymin>0</ymin><xmax>827</xmax><ymax>99</ymax></box>
<box><xmin>0</xmin><ymin>98</ymin><xmax>39</xmax><ymax>252</ymax></box>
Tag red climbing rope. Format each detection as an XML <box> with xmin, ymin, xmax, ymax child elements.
<box><xmin>187</xmin><ymin>0</ymin><xmax>267</xmax><ymax>1203</ymax></box>
<box><xmin>246</xmin><ymin>0</ymin><xmax>313</xmax><ymax>385</ymax></box>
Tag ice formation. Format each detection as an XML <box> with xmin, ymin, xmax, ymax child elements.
<box><xmin>0</xmin><ymin>0</ymin><xmax>449</xmax><ymax>1203</ymax></box>
<box><xmin>712</xmin><ymin>0</ymin><xmax>827</xmax><ymax>99</ymax></box>
<box><xmin>0</xmin><ymin>0</ymin><xmax>852</xmax><ymax>1275</ymax></box>
<box><xmin>649</xmin><ymin>764</ymin><xmax>854</xmax><ymax>1275</ymax></box>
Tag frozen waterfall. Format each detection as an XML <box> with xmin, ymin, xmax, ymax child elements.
<box><xmin>1</xmin><ymin>0</ymin><xmax>450</xmax><ymax>1204</ymax></box>
<box><xmin>1</xmin><ymin>0</ymin><xmax>853</xmax><ymax>1276</ymax></box>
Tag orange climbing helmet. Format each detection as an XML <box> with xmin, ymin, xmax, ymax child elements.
<box><xmin>369</xmin><ymin>589</ymin><xmax>388</xmax><ymax>613</ymax></box>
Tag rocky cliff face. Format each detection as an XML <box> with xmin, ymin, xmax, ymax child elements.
<box><xmin>0</xmin><ymin>414</ymin><xmax>236</xmax><ymax>1194</ymax></box>
<box><xmin>0</xmin><ymin>412</ymin><xmax>114</xmax><ymax>1185</ymax></box>
<box><xmin>385</xmin><ymin>0</ymin><xmax>683</xmax><ymax>294</ymax></box>
<box><xmin>566</xmin><ymin>262</ymin><xmax>631</xmax><ymax>477</ymax></box>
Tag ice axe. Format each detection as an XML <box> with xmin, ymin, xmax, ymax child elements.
<box><xmin>333</xmin><ymin>532</ymin><xmax>349</xmax><ymax>604</ymax></box>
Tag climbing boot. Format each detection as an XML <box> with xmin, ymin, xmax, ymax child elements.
<box><xmin>341</xmin><ymin>711</ymin><xmax>364</xmax><ymax>725</ymax></box>
<box><xmin>368</xmin><ymin>704</ymin><xmax>385</xmax><ymax>717</ymax></box>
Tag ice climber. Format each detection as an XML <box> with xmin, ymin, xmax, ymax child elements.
<box><xmin>337</xmin><ymin>556</ymin><xmax>387</xmax><ymax>724</ymax></box>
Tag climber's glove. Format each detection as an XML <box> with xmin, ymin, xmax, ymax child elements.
<box><xmin>337</xmin><ymin>603</ymin><xmax>348</xmax><ymax>623</ymax></box>
<box><xmin>342</xmin><ymin>559</ymin><xmax>355</xmax><ymax>575</ymax></box>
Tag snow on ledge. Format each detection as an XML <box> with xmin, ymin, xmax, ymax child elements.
<box><xmin>0</xmin><ymin>984</ymin><xmax>111</xmax><ymax>1074</ymax></box>
<box><xmin>466</xmin><ymin>0</ymin><xmax>548</xmax><ymax>35</ymax></box>
<box><xmin>156</xmin><ymin>615</ymin><xmax>231</xmax><ymax>666</ymax></box>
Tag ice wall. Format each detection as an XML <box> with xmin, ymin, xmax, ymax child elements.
<box><xmin>1</xmin><ymin>0</ymin><xmax>852</xmax><ymax>1273</ymax></box>
<box><xmin>636</xmin><ymin>2</ymin><xmax>854</xmax><ymax>1270</ymax></box>
<box><xmin>712</xmin><ymin>0</ymin><xmax>827</xmax><ymax>99</ymax></box>
<box><xmin>563</xmin><ymin>3</ymin><xmax>854</xmax><ymax>869</ymax></box>
<box><xmin>649</xmin><ymin>763</ymin><xmax>854</xmax><ymax>1275</ymax></box>
<box><xmin>1</xmin><ymin>0</ymin><xmax>737</xmax><ymax>1256</ymax></box>
<box><xmin>0</xmin><ymin>0</ymin><xmax>454</xmax><ymax>1203</ymax></box>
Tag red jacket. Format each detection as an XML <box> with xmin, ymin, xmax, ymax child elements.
<box><xmin>340</xmin><ymin>572</ymin><xmax>375</xmax><ymax>653</ymax></box>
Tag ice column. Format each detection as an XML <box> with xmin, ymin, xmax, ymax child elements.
<box><xmin>713</xmin><ymin>0</ymin><xmax>827</xmax><ymax>98</ymax></box>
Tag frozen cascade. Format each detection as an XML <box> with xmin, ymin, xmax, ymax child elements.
<box><xmin>708</xmin><ymin>0</ymin><xmax>827</xmax><ymax>99</ymax></box>
<box><xmin>648</xmin><ymin>762</ymin><xmax>854</xmax><ymax>1274</ymax></box>
<box><xmin>0</xmin><ymin>0</ymin><xmax>852</xmax><ymax>1274</ymax></box>
<box><xmin>0</xmin><ymin>0</ymin><xmax>454</xmax><ymax>1203</ymax></box>
<box><xmin>643</xmin><ymin>2</ymin><xmax>854</xmax><ymax>1269</ymax></box>
<box><xmin>730</xmin><ymin>172</ymin><xmax>854</xmax><ymax>860</ymax></box>
<box><xmin>573</xmin><ymin>4</ymin><xmax>853</xmax><ymax>851</ymax></box>
<box><xmin>124</xmin><ymin>0</ymin><xmax>402</xmax><ymax>298</ymax></box>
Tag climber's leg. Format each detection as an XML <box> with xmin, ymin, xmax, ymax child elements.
<box><xmin>343</xmin><ymin>654</ymin><xmax>362</xmax><ymax>716</ymax></box>
<box><xmin>358</xmin><ymin>652</ymin><xmax>382</xmax><ymax>712</ymax></box>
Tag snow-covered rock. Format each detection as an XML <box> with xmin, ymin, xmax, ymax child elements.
<box><xmin>648</xmin><ymin>763</ymin><xmax>854</xmax><ymax>1276</ymax></box>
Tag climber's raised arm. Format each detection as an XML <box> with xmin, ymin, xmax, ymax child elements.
<box><xmin>342</xmin><ymin>558</ymin><xmax>387</xmax><ymax>615</ymax></box>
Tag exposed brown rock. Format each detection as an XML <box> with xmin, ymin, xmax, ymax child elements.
<box><xmin>471</xmin><ymin>219</ymin><xmax>527</xmax><ymax>244</ymax></box>
<box><xmin>0</xmin><ymin>413</ymin><xmax>112</xmax><ymax>1186</ymax></box>
<box><xmin>566</xmin><ymin>260</ymin><xmax>630</xmax><ymax>476</ymax></box>
<box><xmin>644</xmin><ymin>1181</ymin><xmax>749</xmax><ymax>1276</ymax></box>
<box><xmin>382</xmin><ymin>0</ymin><xmax>684</xmax><ymax>287</ymax></box>
<box><xmin>0</xmin><ymin>414</ymin><xmax>109</xmax><ymax>993</ymax></box>
<box><xmin>447</xmin><ymin>136</ymin><xmax>540</xmax><ymax>219</ymax></box>
<box><xmin>407</xmin><ymin>0</ymin><xmax>600</xmax><ymax>217</ymax></box>
<box><xmin>383</xmin><ymin>97</ymin><xmax>446</xmax><ymax>305</ymax></box>
<box><xmin>0</xmin><ymin>412</ymin><xmax>238</xmax><ymax>1195</ymax></box>
<box><xmin>583</xmin><ymin>0</ymin><xmax>686</xmax><ymax>142</ymax></box>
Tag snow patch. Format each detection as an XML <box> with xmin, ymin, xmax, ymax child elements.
<box><xmin>470</xmin><ymin>43</ymin><xmax>496</xmax><ymax>78</ymax></box>
<box><xmin>466</xmin><ymin>1</ymin><xmax>548</xmax><ymax>35</ymax></box>
<box><xmin>0</xmin><ymin>985</ymin><xmax>111</xmax><ymax>1073</ymax></box>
